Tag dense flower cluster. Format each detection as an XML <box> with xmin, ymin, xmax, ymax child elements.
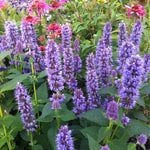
<box><xmin>118</xmin><ymin>22</ymin><xmax>127</xmax><ymax>49</ymax></box>
<box><xmin>121</xmin><ymin>114</ymin><xmax>130</xmax><ymax>126</ymax></box>
<box><xmin>21</xmin><ymin>21</ymin><xmax>37</xmax><ymax>50</ymax></box>
<box><xmin>138</xmin><ymin>134</ymin><xmax>147</xmax><ymax>145</ymax></box>
<box><xmin>117</xmin><ymin>41</ymin><xmax>136</xmax><ymax>74</ymax></box>
<box><xmin>45</xmin><ymin>39</ymin><xmax>64</xmax><ymax>92</ymax></box>
<box><xmin>130</xmin><ymin>19</ymin><xmax>142</xmax><ymax>49</ymax></box>
<box><xmin>74</xmin><ymin>54</ymin><xmax>82</xmax><ymax>73</ymax></box>
<box><xmin>106</xmin><ymin>100</ymin><xmax>119</xmax><ymax>121</ymax></box>
<box><xmin>86</xmin><ymin>70</ymin><xmax>101</xmax><ymax>110</ymax></box>
<box><xmin>56</xmin><ymin>125</ymin><xmax>74</xmax><ymax>150</ymax></box>
<box><xmin>4</xmin><ymin>21</ymin><xmax>19</xmax><ymax>48</ymax></box>
<box><xmin>120</xmin><ymin>55</ymin><xmax>144</xmax><ymax>109</ymax></box>
<box><xmin>73</xmin><ymin>89</ymin><xmax>86</xmax><ymax>116</ymax></box>
<box><xmin>97</xmin><ymin>47</ymin><xmax>113</xmax><ymax>87</ymax></box>
<box><xmin>15</xmin><ymin>39</ymin><xmax>23</xmax><ymax>55</ymax></box>
<box><xmin>101</xmin><ymin>145</ymin><xmax>110</xmax><ymax>150</ymax></box>
<box><xmin>86</xmin><ymin>53</ymin><xmax>95</xmax><ymax>71</ymax></box>
<box><xmin>68</xmin><ymin>76</ymin><xmax>77</xmax><ymax>91</ymax></box>
<box><xmin>103</xmin><ymin>22</ymin><xmax>112</xmax><ymax>48</ymax></box>
<box><xmin>15</xmin><ymin>82</ymin><xmax>37</xmax><ymax>132</ymax></box>
<box><xmin>50</xmin><ymin>93</ymin><xmax>65</xmax><ymax>103</ymax></box>
<box><xmin>96</xmin><ymin>39</ymin><xmax>105</xmax><ymax>67</ymax></box>
<box><xmin>1</xmin><ymin>37</ymin><xmax>10</xmax><ymax>52</ymax></box>
<box><xmin>143</xmin><ymin>54</ymin><xmax>150</xmax><ymax>82</ymax></box>
<box><xmin>73</xmin><ymin>39</ymin><xmax>80</xmax><ymax>53</ymax></box>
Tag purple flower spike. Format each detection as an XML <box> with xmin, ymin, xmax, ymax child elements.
<box><xmin>138</xmin><ymin>134</ymin><xmax>147</xmax><ymax>146</ymax></box>
<box><xmin>68</xmin><ymin>76</ymin><xmax>78</xmax><ymax>91</ymax></box>
<box><xmin>15</xmin><ymin>82</ymin><xmax>37</xmax><ymax>132</ymax></box>
<box><xmin>52</xmin><ymin>100</ymin><xmax>61</xmax><ymax>110</ymax></box>
<box><xmin>49</xmin><ymin>93</ymin><xmax>65</xmax><ymax>103</ymax></box>
<box><xmin>56</xmin><ymin>125</ymin><xmax>74</xmax><ymax>150</ymax></box>
<box><xmin>86</xmin><ymin>53</ymin><xmax>95</xmax><ymax>71</ymax></box>
<box><xmin>58</xmin><ymin>44</ymin><xmax>64</xmax><ymax>55</ymax></box>
<box><xmin>142</xmin><ymin>54</ymin><xmax>150</xmax><ymax>82</ymax></box>
<box><xmin>117</xmin><ymin>40</ymin><xmax>136</xmax><ymax>74</ymax></box>
<box><xmin>118</xmin><ymin>22</ymin><xmax>127</xmax><ymax>49</ymax></box>
<box><xmin>5</xmin><ymin>21</ymin><xmax>18</xmax><ymax>48</ymax></box>
<box><xmin>61</xmin><ymin>25</ymin><xmax>72</xmax><ymax>48</ymax></box>
<box><xmin>106</xmin><ymin>100</ymin><xmax>119</xmax><ymax>121</ymax></box>
<box><xmin>74</xmin><ymin>54</ymin><xmax>82</xmax><ymax>73</ymax></box>
<box><xmin>130</xmin><ymin>19</ymin><xmax>142</xmax><ymax>49</ymax></box>
<box><xmin>15</xmin><ymin>40</ymin><xmax>23</xmax><ymax>55</ymax></box>
<box><xmin>1</xmin><ymin>37</ymin><xmax>10</xmax><ymax>52</ymax></box>
<box><xmin>103</xmin><ymin>22</ymin><xmax>112</xmax><ymax>48</ymax></box>
<box><xmin>101</xmin><ymin>145</ymin><xmax>110</xmax><ymax>150</ymax></box>
<box><xmin>73</xmin><ymin>89</ymin><xmax>86</xmax><ymax>116</ymax></box>
<box><xmin>96</xmin><ymin>39</ymin><xmax>105</xmax><ymax>67</ymax></box>
<box><xmin>73</xmin><ymin>39</ymin><xmax>80</xmax><ymax>52</ymax></box>
<box><xmin>121</xmin><ymin>114</ymin><xmax>130</xmax><ymax>126</ymax></box>
<box><xmin>63</xmin><ymin>48</ymin><xmax>74</xmax><ymax>79</ymax></box>
<box><xmin>97</xmin><ymin>47</ymin><xmax>113</xmax><ymax>87</ymax></box>
<box><xmin>86</xmin><ymin>70</ymin><xmax>101</xmax><ymax>110</ymax></box>
<box><xmin>45</xmin><ymin>39</ymin><xmax>64</xmax><ymax>92</ymax></box>
<box><xmin>21</xmin><ymin>21</ymin><xmax>37</xmax><ymax>50</ymax></box>
<box><xmin>120</xmin><ymin>55</ymin><xmax>144</xmax><ymax>109</ymax></box>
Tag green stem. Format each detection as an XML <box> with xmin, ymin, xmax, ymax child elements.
<box><xmin>55</xmin><ymin>109</ymin><xmax>60</xmax><ymax>129</ymax></box>
<box><xmin>19</xmin><ymin>54</ymin><xmax>22</xmax><ymax>73</ymax></box>
<box><xmin>30</xmin><ymin>132</ymin><xmax>34</xmax><ymax>147</ymax></box>
<box><xmin>0</xmin><ymin>106</ymin><xmax>12</xmax><ymax>150</ymax></box>
<box><xmin>111</xmin><ymin>125</ymin><xmax>118</xmax><ymax>140</ymax></box>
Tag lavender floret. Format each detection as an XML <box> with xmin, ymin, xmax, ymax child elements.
<box><xmin>15</xmin><ymin>82</ymin><xmax>37</xmax><ymax>132</ymax></box>
<box><xmin>73</xmin><ymin>39</ymin><xmax>80</xmax><ymax>52</ymax></box>
<box><xmin>101</xmin><ymin>145</ymin><xmax>110</xmax><ymax>150</ymax></box>
<box><xmin>74</xmin><ymin>54</ymin><xmax>82</xmax><ymax>73</ymax></box>
<box><xmin>56</xmin><ymin>125</ymin><xmax>74</xmax><ymax>150</ymax></box>
<box><xmin>86</xmin><ymin>53</ymin><xmax>95</xmax><ymax>71</ymax></box>
<box><xmin>121</xmin><ymin>114</ymin><xmax>130</xmax><ymax>126</ymax></box>
<box><xmin>68</xmin><ymin>76</ymin><xmax>78</xmax><ymax>91</ymax></box>
<box><xmin>138</xmin><ymin>134</ymin><xmax>147</xmax><ymax>146</ymax></box>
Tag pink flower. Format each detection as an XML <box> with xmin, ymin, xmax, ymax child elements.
<box><xmin>125</xmin><ymin>3</ymin><xmax>146</xmax><ymax>18</ymax></box>
<box><xmin>0</xmin><ymin>1</ymin><xmax>7</xmax><ymax>8</ymax></box>
<box><xmin>40</xmin><ymin>46</ymin><xmax>46</xmax><ymax>51</ymax></box>
<box><xmin>50</xmin><ymin>1</ymin><xmax>62</xmax><ymax>10</ymax></box>
<box><xmin>22</xmin><ymin>15</ymin><xmax>40</xmax><ymax>25</ymax></box>
<box><xmin>28</xmin><ymin>0</ymin><xmax>50</xmax><ymax>16</ymax></box>
<box><xmin>60</xmin><ymin>0</ymin><xmax>69</xmax><ymax>3</ymax></box>
<box><xmin>46</xmin><ymin>23</ymin><xmax>61</xmax><ymax>31</ymax></box>
<box><xmin>39</xmin><ymin>35</ymin><xmax>45</xmax><ymax>41</ymax></box>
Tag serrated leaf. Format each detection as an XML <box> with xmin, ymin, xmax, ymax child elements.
<box><xmin>0</xmin><ymin>136</ymin><xmax>7</xmax><ymax>148</ymax></box>
<box><xmin>20</xmin><ymin>131</ymin><xmax>30</xmax><ymax>142</ymax></box>
<box><xmin>4</xmin><ymin>115</ymin><xmax>15</xmax><ymax>128</ymax></box>
<box><xmin>41</xmin><ymin>102</ymin><xmax>52</xmax><ymax>117</ymax></box>
<box><xmin>79</xmin><ymin>109</ymin><xmax>109</xmax><ymax>126</ymax></box>
<box><xmin>133</xmin><ymin>111</ymin><xmax>148</xmax><ymax>122</ymax></box>
<box><xmin>64</xmin><ymin>93</ymin><xmax>73</xmax><ymax>103</ymax></box>
<box><xmin>97</xmin><ymin>87</ymin><xmax>117</xmax><ymax>96</ymax></box>
<box><xmin>36</xmin><ymin>115</ymin><xmax>53</xmax><ymax>123</ymax></box>
<box><xmin>37</xmin><ymin>70</ymin><xmax>47</xmax><ymax>79</ymax></box>
<box><xmin>109</xmin><ymin>139</ymin><xmax>127</xmax><ymax>150</ymax></box>
<box><xmin>80</xmin><ymin>126</ymin><xmax>100</xmax><ymax>141</ymax></box>
<box><xmin>60</xmin><ymin>109</ymin><xmax>77</xmax><ymax>121</ymax></box>
<box><xmin>136</xmin><ymin>97</ymin><xmax>145</xmax><ymax>108</ymax></box>
<box><xmin>0</xmin><ymin>51</ymin><xmax>12</xmax><ymax>61</ymax></box>
<box><xmin>97</xmin><ymin>127</ymin><xmax>111</xmax><ymax>143</ymax></box>
<box><xmin>36</xmin><ymin>82</ymin><xmax>48</xmax><ymax>100</ymax></box>
<box><xmin>86</xmin><ymin>134</ymin><xmax>101</xmax><ymax>150</ymax></box>
<box><xmin>126</xmin><ymin>119</ymin><xmax>150</xmax><ymax>137</ymax></box>
<box><xmin>140</xmin><ymin>84</ymin><xmax>150</xmax><ymax>94</ymax></box>
<box><xmin>0</xmin><ymin>73</ymin><xmax>30</xmax><ymax>92</ymax></box>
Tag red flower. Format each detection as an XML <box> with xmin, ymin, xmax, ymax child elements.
<box><xmin>22</xmin><ymin>15</ymin><xmax>40</xmax><ymax>25</ymax></box>
<box><xmin>40</xmin><ymin>46</ymin><xmax>46</xmax><ymax>51</ymax></box>
<box><xmin>125</xmin><ymin>3</ymin><xmax>146</xmax><ymax>18</ymax></box>
<box><xmin>39</xmin><ymin>35</ymin><xmax>45</xmax><ymax>41</ymax></box>
<box><xmin>47</xmin><ymin>23</ymin><xmax>61</xmax><ymax>32</ymax></box>
<box><xmin>48</xmin><ymin>34</ymin><xmax>56</xmax><ymax>39</ymax></box>
<box><xmin>50</xmin><ymin>1</ymin><xmax>62</xmax><ymax>10</ymax></box>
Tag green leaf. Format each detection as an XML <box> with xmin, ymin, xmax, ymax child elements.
<box><xmin>97</xmin><ymin>87</ymin><xmax>117</xmax><ymax>96</ymax></box>
<box><xmin>60</xmin><ymin>109</ymin><xmax>77</xmax><ymax>121</ymax></box>
<box><xmin>36</xmin><ymin>82</ymin><xmax>48</xmax><ymax>100</ymax></box>
<box><xmin>126</xmin><ymin>119</ymin><xmax>150</xmax><ymax>137</ymax></box>
<box><xmin>109</xmin><ymin>139</ymin><xmax>127</xmax><ymax>150</ymax></box>
<box><xmin>64</xmin><ymin>93</ymin><xmax>73</xmax><ymax>103</ymax></box>
<box><xmin>0</xmin><ymin>136</ymin><xmax>7</xmax><ymax>148</ymax></box>
<box><xmin>127</xmin><ymin>143</ymin><xmax>136</xmax><ymax>150</ymax></box>
<box><xmin>37</xmin><ymin>70</ymin><xmax>47</xmax><ymax>79</ymax></box>
<box><xmin>97</xmin><ymin>127</ymin><xmax>111</xmax><ymax>143</ymax></box>
<box><xmin>4</xmin><ymin>115</ymin><xmax>15</xmax><ymax>128</ymax></box>
<box><xmin>20</xmin><ymin>131</ymin><xmax>30</xmax><ymax>142</ymax></box>
<box><xmin>133</xmin><ymin>111</ymin><xmax>148</xmax><ymax>122</ymax></box>
<box><xmin>0</xmin><ymin>51</ymin><xmax>12</xmax><ymax>61</ymax></box>
<box><xmin>80</xmin><ymin>126</ymin><xmax>100</xmax><ymax>141</ymax></box>
<box><xmin>140</xmin><ymin>84</ymin><xmax>150</xmax><ymax>94</ymax></box>
<box><xmin>36</xmin><ymin>115</ymin><xmax>53</xmax><ymax>123</ymax></box>
<box><xmin>32</xmin><ymin>145</ymin><xmax>43</xmax><ymax>150</ymax></box>
<box><xmin>47</xmin><ymin>125</ymin><xmax>57</xmax><ymax>150</ymax></box>
<box><xmin>136</xmin><ymin>97</ymin><xmax>145</xmax><ymax>108</ymax></box>
<box><xmin>79</xmin><ymin>109</ymin><xmax>109</xmax><ymax>126</ymax></box>
<box><xmin>0</xmin><ymin>73</ymin><xmax>30</xmax><ymax>92</ymax></box>
<box><xmin>41</xmin><ymin>102</ymin><xmax>52</xmax><ymax>117</ymax></box>
<box><xmin>86</xmin><ymin>134</ymin><xmax>101</xmax><ymax>150</ymax></box>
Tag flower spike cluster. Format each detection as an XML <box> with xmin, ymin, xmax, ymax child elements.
<box><xmin>45</xmin><ymin>39</ymin><xmax>64</xmax><ymax>92</ymax></box>
<box><xmin>120</xmin><ymin>55</ymin><xmax>144</xmax><ymax>109</ymax></box>
<box><xmin>56</xmin><ymin>125</ymin><xmax>74</xmax><ymax>150</ymax></box>
<box><xmin>15</xmin><ymin>82</ymin><xmax>37</xmax><ymax>132</ymax></box>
